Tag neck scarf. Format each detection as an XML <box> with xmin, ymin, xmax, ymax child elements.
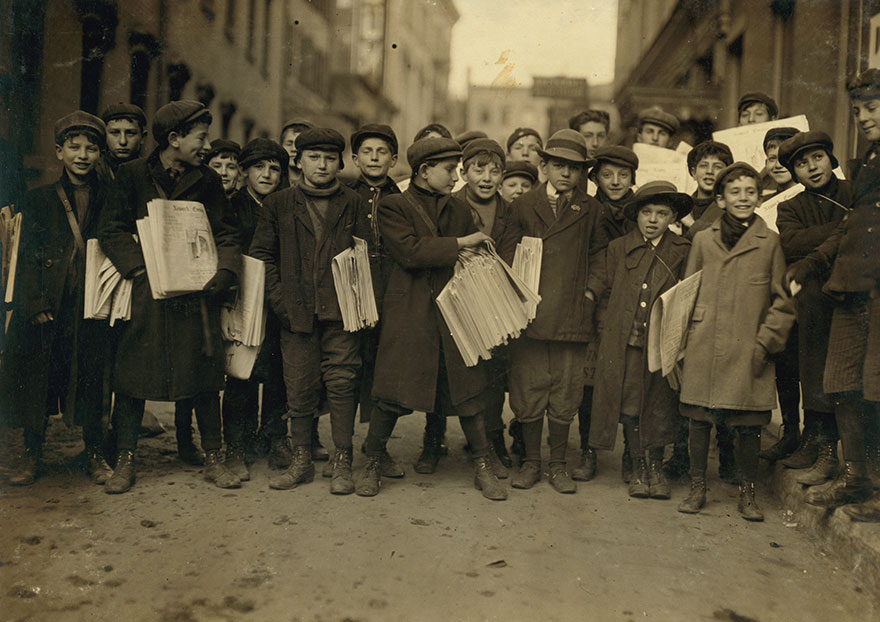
<box><xmin>300</xmin><ymin>179</ymin><xmax>340</xmax><ymax>198</ymax></box>
<box><xmin>720</xmin><ymin>211</ymin><xmax>756</xmax><ymax>250</ymax></box>
<box><xmin>596</xmin><ymin>187</ymin><xmax>634</xmax><ymax>221</ymax></box>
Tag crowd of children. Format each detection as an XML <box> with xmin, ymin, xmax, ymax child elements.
<box><xmin>2</xmin><ymin>68</ymin><xmax>879</xmax><ymax>524</ymax></box>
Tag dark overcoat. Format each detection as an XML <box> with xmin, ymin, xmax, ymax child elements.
<box><xmin>370</xmin><ymin>184</ymin><xmax>488</xmax><ymax>413</ymax></box>
<box><xmin>98</xmin><ymin>150</ymin><xmax>241</xmax><ymax>401</ymax></box>
<box><xmin>590</xmin><ymin>229</ymin><xmax>691</xmax><ymax>450</ymax></box>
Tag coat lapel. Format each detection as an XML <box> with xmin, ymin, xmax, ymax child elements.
<box><xmin>171</xmin><ymin>167</ymin><xmax>202</xmax><ymax>200</ymax></box>
<box><xmin>291</xmin><ymin>190</ymin><xmax>315</xmax><ymax>236</ymax></box>
<box><xmin>544</xmin><ymin>187</ymin><xmax>589</xmax><ymax>238</ymax></box>
<box><xmin>532</xmin><ymin>183</ymin><xmax>557</xmax><ymax>230</ymax></box>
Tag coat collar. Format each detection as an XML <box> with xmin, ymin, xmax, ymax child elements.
<box><xmin>710</xmin><ymin>212</ymin><xmax>769</xmax><ymax>258</ymax></box>
<box><xmin>147</xmin><ymin>148</ymin><xmax>205</xmax><ymax>200</ymax></box>
<box><xmin>291</xmin><ymin>184</ymin><xmax>348</xmax><ymax>238</ymax></box>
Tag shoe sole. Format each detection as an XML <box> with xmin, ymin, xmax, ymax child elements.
<box><xmin>268</xmin><ymin>470</ymin><xmax>315</xmax><ymax>490</ymax></box>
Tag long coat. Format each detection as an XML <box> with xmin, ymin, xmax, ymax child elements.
<box><xmin>498</xmin><ymin>182</ymin><xmax>608</xmax><ymax>343</ymax></box>
<box><xmin>370</xmin><ymin>184</ymin><xmax>488</xmax><ymax>413</ymax></box>
<box><xmin>679</xmin><ymin>216</ymin><xmax>795</xmax><ymax>412</ymax></box>
<box><xmin>98</xmin><ymin>150</ymin><xmax>241</xmax><ymax>401</ymax></box>
<box><xmin>590</xmin><ymin>229</ymin><xmax>691</xmax><ymax>450</ymax></box>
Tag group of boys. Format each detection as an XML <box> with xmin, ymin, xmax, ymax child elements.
<box><xmin>2</xmin><ymin>73</ymin><xmax>878</xmax><ymax>522</ymax></box>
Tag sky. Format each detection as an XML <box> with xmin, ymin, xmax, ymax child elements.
<box><xmin>448</xmin><ymin>0</ymin><xmax>619</xmax><ymax>97</ymax></box>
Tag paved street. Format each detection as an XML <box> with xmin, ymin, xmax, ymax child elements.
<box><xmin>1</xmin><ymin>401</ymin><xmax>876</xmax><ymax>622</ymax></box>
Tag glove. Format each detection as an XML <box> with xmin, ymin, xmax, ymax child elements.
<box><xmin>751</xmin><ymin>343</ymin><xmax>769</xmax><ymax>378</ymax></box>
<box><xmin>203</xmin><ymin>269</ymin><xmax>236</xmax><ymax>297</ymax></box>
<box><xmin>784</xmin><ymin>257</ymin><xmax>820</xmax><ymax>294</ymax></box>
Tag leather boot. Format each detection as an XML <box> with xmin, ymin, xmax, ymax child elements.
<box><xmin>488</xmin><ymin>444</ymin><xmax>509</xmax><ymax>479</ymax></box>
<box><xmin>414</xmin><ymin>433</ymin><xmax>442</xmax><ymax>474</ymax></box>
<box><xmin>621</xmin><ymin>434</ymin><xmax>633</xmax><ymax>483</ymax></box>
<box><xmin>84</xmin><ymin>445</ymin><xmax>113</xmax><ymax>485</ymax></box>
<box><xmin>9</xmin><ymin>445</ymin><xmax>40</xmax><ymax>486</ymax></box>
<box><xmin>311</xmin><ymin>419</ymin><xmax>329</xmax><ymax>462</ymax></box>
<box><xmin>269</xmin><ymin>446</ymin><xmax>314</xmax><ymax>490</ymax></box>
<box><xmin>474</xmin><ymin>456</ymin><xmax>508</xmax><ymax>500</ymax></box>
<box><xmin>795</xmin><ymin>440</ymin><xmax>839</xmax><ymax>486</ymax></box>
<box><xmin>737</xmin><ymin>481</ymin><xmax>764</xmax><ymax>521</ymax></box>
<box><xmin>267</xmin><ymin>436</ymin><xmax>293</xmax><ymax>470</ymax></box>
<box><xmin>805</xmin><ymin>461</ymin><xmax>873</xmax><ymax>507</ymax></box>
<box><xmin>105</xmin><ymin>451</ymin><xmax>135</xmax><ymax>494</ymax></box>
<box><xmin>355</xmin><ymin>455</ymin><xmax>382</xmax><ymax>496</ymax></box>
<box><xmin>380</xmin><ymin>451</ymin><xmax>405</xmax><ymax>478</ymax></box>
<box><xmin>329</xmin><ymin>448</ymin><xmax>355</xmax><ymax>495</ymax></box>
<box><xmin>225</xmin><ymin>445</ymin><xmax>250</xmax><ymax>482</ymax></box>
<box><xmin>678</xmin><ymin>474</ymin><xmax>706</xmax><ymax>514</ymax></box>
<box><xmin>490</xmin><ymin>429</ymin><xmax>512</xmax><ymax>468</ymax></box>
<box><xmin>628</xmin><ymin>455</ymin><xmax>649</xmax><ymax>498</ymax></box>
<box><xmin>571</xmin><ymin>448</ymin><xmax>597</xmax><ymax>482</ymax></box>
<box><xmin>548</xmin><ymin>463</ymin><xmax>576</xmax><ymax>494</ymax></box>
<box><xmin>867</xmin><ymin>436</ymin><xmax>880</xmax><ymax>490</ymax></box>
<box><xmin>204</xmin><ymin>449</ymin><xmax>241</xmax><ymax>489</ymax></box>
<box><xmin>759</xmin><ymin>424</ymin><xmax>800</xmax><ymax>462</ymax></box>
<box><xmin>511</xmin><ymin>461</ymin><xmax>541</xmax><ymax>489</ymax></box>
<box><xmin>647</xmin><ymin>450</ymin><xmax>671</xmax><ymax>499</ymax></box>
<box><xmin>781</xmin><ymin>425</ymin><xmax>819</xmax><ymax>469</ymax></box>
<box><xmin>842</xmin><ymin>493</ymin><xmax>880</xmax><ymax>522</ymax></box>
<box><xmin>176</xmin><ymin>425</ymin><xmax>204</xmax><ymax>466</ymax></box>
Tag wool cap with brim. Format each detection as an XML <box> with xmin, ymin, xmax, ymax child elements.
<box><xmin>455</xmin><ymin>130</ymin><xmax>488</xmax><ymax>151</ymax></box>
<box><xmin>295</xmin><ymin>127</ymin><xmax>346</xmax><ymax>169</ymax></box>
<box><xmin>239</xmin><ymin>138</ymin><xmax>289</xmax><ymax>170</ymax></box>
<box><xmin>502</xmin><ymin>161</ymin><xmax>538</xmax><ymax>183</ymax></box>
<box><xmin>204</xmin><ymin>139</ymin><xmax>241</xmax><ymax>162</ymax></box>
<box><xmin>350</xmin><ymin>124</ymin><xmax>398</xmax><ymax>155</ymax></box>
<box><xmin>712</xmin><ymin>161</ymin><xmax>761</xmax><ymax>196</ymax></box>
<box><xmin>506</xmin><ymin>127</ymin><xmax>543</xmax><ymax>152</ymax></box>
<box><xmin>101</xmin><ymin>103</ymin><xmax>147</xmax><ymax>128</ymax></box>
<box><xmin>737</xmin><ymin>92</ymin><xmax>779</xmax><ymax>118</ymax></box>
<box><xmin>686</xmin><ymin>140</ymin><xmax>734</xmax><ymax>171</ymax></box>
<box><xmin>778</xmin><ymin>131</ymin><xmax>839</xmax><ymax>173</ymax></box>
<box><xmin>54</xmin><ymin>110</ymin><xmax>106</xmax><ymax>145</ymax></box>
<box><xmin>280</xmin><ymin>118</ymin><xmax>315</xmax><ymax>139</ymax></box>
<box><xmin>592</xmin><ymin>145</ymin><xmax>639</xmax><ymax>170</ymax></box>
<box><xmin>536</xmin><ymin>128</ymin><xmax>593</xmax><ymax>165</ymax></box>
<box><xmin>407</xmin><ymin>136</ymin><xmax>462</xmax><ymax>170</ymax></box>
<box><xmin>153</xmin><ymin>100</ymin><xmax>210</xmax><ymax>143</ymax></box>
<box><xmin>624</xmin><ymin>180</ymin><xmax>692</xmax><ymax>221</ymax></box>
<box><xmin>848</xmin><ymin>69</ymin><xmax>880</xmax><ymax>99</ymax></box>
<box><xmin>462</xmin><ymin>138</ymin><xmax>506</xmax><ymax>167</ymax></box>
<box><xmin>637</xmin><ymin>106</ymin><xmax>679</xmax><ymax>134</ymax></box>
<box><xmin>762</xmin><ymin>126</ymin><xmax>800</xmax><ymax>152</ymax></box>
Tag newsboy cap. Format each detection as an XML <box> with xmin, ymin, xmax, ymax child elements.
<box><xmin>350</xmin><ymin>124</ymin><xmax>398</xmax><ymax>155</ymax></box>
<box><xmin>637</xmin><ymin>106</ymin><xmax>679</xmax><ymax>134</ymax></box>
<box><xmin>239</xmin><ymin>138</ymin><xmax>289</xmax><ymax>171</ymax></box>
<box><xmin>152</xmin><ymin>100</ymin><xmax>211</xmax><ymax>143</ymax></box>
<box><xmin>778</xmin><ymin>131</ymin><xmax>838</xmax><ymax>173</ymax></box>
<box><xmin>848</xmin><ymin>69</ymin><xmax>880</xmax><ymax>99</ymax></box>
<box><xmin>295</xmin><ymin>128</ymin><xmax>346</xmax><ymax>169</ymax></box>
<box><xmin>502</xmin><ymin>161</ymin><xmax>539</xmax><ymax>183</ymax></box>
<box><xmin>712</xmin><ymin>161</ymin><xmax>761</xmax><ymax>196</ymax></box>
<box><xmin>592</xmin><ymin>145</ymin><xmax>639</xmax><ymax>171</ymax></box>
<box><xmin>506</xmin><ymin>127</ymin><xmax>543</xmax><ymax>152</ymax></box>
<box><xmin>462</xmin><ymin>138</ymin><xmax>506</xmax><ymax>168</ymax></box>
<box><xmin>762</xmin><ymin>126</ymin><xmax>800</xmax><ymax>152</ymax></box>
<box><xmin>624</xmin><ymin>180</ymin><xmax>692</xmax><ymax>221</ymax></box>
<box><xmin>100</xmin><ymin>102</ymin><xmax>147</xmax><ymax>128</ymax></box>
<box><xmin>536</xmin><ymin>129</ymin><xmax>592</xmax><ymax>165</ymax></box>
<box><xmin>406</xmin><ymin>136</ymin><xmax>462</xmax><ymax>171</ymax></box>
<box><xmin>455</xmin><ymin>130</ymin><xmax>488</xmax><ymax>151</ymax></box>
<box><xmin>280</xmin><ymin>118</ymin><xmax>315</xmax><ymax>140</ymax></box>
<box><xmin>204</xmin><ymin>139</ymin><xmax>241</xmax><ymax>163</ymax></box>
<box><xmin>737</xmin><ymin>92</ymin><xmax>779</xmax><ymax>118</ymax></box>
<box><xmin>54</xmin><ymin>110</ymin><xmax>106</xmax><ymax>145</ymax></box>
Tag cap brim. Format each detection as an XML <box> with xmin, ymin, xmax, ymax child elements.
<box><xmin>537</xmin><ymin>147</ymin><xmax>592</xmax><ymax>165</ymax></box>
<box><xmin>423</xmin><ymin>149</ymin><xmax>463</xmax><ymax>162</ymax></box>
<box><xmin>625</xmin><ymin>192</ymin><xmax>692</xmax><ymax>221</ymax></box>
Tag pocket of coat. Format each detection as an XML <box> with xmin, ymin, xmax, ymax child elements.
<box><xmin>692</xmin><ymin>305</ymin><xmax>705</xmax><ymax>322</ymax></box>
<box><xmin>748</xmin><ymin>274</ymin><xmax>770</xmax><ymax>285</ymax></box>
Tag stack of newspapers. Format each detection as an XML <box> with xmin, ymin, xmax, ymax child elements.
<box><xmin>511</xmin><ymin>236</ymin><xmax>542</xmax><ymax>318</ymax></box>
<box><xmin>136</xmin><ymin>199</ymin><xmax>217</xmax><ymax>299</ymax></box>
<box><xmin>84</xmin><ymin>239</ymin><xmax>131</xmax><ymax>325</ymax></box>
<box><xmin>436</xmin><ymin>244</ymin><xmax>540</xmax><ymax>367</ymax></box>
<box><xmin>224</xmin><ymin>255</ymin><xmax>267</xmax><ymax>379</ymax></box>
<box><xmin>332</xmin><ymin>237</ymin><xmax>378</xmax><ymax>332</ymax></box>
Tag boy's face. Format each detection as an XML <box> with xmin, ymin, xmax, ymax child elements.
<box><xmin>281</xmin><ymin>129</ymin><xmax>301</xmax><ymax>169</ymax></box>
<box><xmin>637</xmin><ymin>122</ymin><xmax>671</xmax><ymax>148</ymax></box>
<box><xmin>764</xmin><ymin>143</ymin><xmax>792</xmax><ymax>186</ymax></box>
<box><xmin>208</xmin><ymin>153</ymin><xmax>240</xmax><ymax>192</ymax></box>
<box><xmin>716</xmin><ymin>175</ymin><xmax>759</xmax><ymax>220</ymax></box>
<box><xmin>105</xmin><ymin>118</ymin><xmax>144</xmax><ymax>162</ymax></box>
<box><xmin>170</xmin><ymin>122</ymin><xmax>211</xmax><ymax>167</ymax></box>
<box><xmin>637</xmin><ymin>203</ymin><xmax>675</xmax><ymax>241</ymax></box>
<box><xmin>420</xmin><ymin>157</ymin><xmax>459</xmax><ymax>195</ymax></box>
<box><xmin>541</xmin><ymin>157</ymin><xmax>582</xmax><ymax>193</ymax></box>
<box><xmin>692</xmin><ymin>155</ymin><xmax>726</xmax><ymax>195</ymax></box>
<box><xmin>246</xmin><ymin>159</ymin><xmax>282</xmax><ymax>197</ymax></box>
<box><xmin>299</xmin><ymin>148</ymin><xmax>340</xmax><ymax>187</ymax></box>
<box><xmin>852</xmin><ymin>98</ymin><xmax>880</xmax><ymax>142</ymax></box>
<box><xmin>499</xmin><ymin>175</ymin><xmax>532</xmax><ymax>202</ymax></box>
<box><xmin>577</xmin><ymin>121</ymin><xmax>608</xmax><ymax>158</ymax></box>
<box><xmin>352</xmin><ymin>137</ymin><xmax>397</xmax><ymax>182</ymax></box>
<box><xmin>793</xmin><ymin>147</ymin><xmax>834</xmax><ymax>190</ymax></box>
<box><xmin>464</xmin><ymin>159</ymin><xmax>503</xmax><ymax>200</ymax></box>
<box><xmin>55</xmin><ymin>133</ymin><xmax>100</xmax><ymax>181</ymax></box>
<box><xmin>596</xmin><ymin>162</ymin><xmax>633</xmax><ymax>201</ymax></box>
<box><xmin>508</xmin><ymin>135</ymin><xmax>542</xmax><ymax>167</ymax></box>
<box><xmin>738</xmin><ymin>103</ymin><xmax>772</xmax><ymax>125</ymax></box>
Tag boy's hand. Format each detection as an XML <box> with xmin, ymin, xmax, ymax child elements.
<box><xmin>31</xmin><ymin>311</ymin><xmax>54</xmax><ymax>325</ymax></box>
<box><xmin>220</xmin><ymin>306</ymin><xmax>236</xmax><ymax>342</ymax></box>
<box><xmin>457</xmin><ymin>232</ymin><xmax>492</xmax><ymax>249</ymax></box>
<box><xmin>751</xmin><ymin>343</ymin><xmax>769</xmax><ymax>377</ymax></box>
<box><xmin>784</xmin><ymin>258</ymin><xmax>818</xmax><ymax>294</ymax></box>
<box><xmin>203</xmin><ymin>269</ymin><xmax>235</xmax><ymax>297</ymax></box>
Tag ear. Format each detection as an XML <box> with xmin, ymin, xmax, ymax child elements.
<box><xmin>715</xmin><ymin>193</ymin><xmax>726</xmax><ymax>209</ymax></box>
<box><xmin>167</xmin><ymin>130</ymin><xmax>180</xmax><ymax>149</ymax></box>
<box><xmin>390</xmin><ymin>154</ymin><xmax>398</xmax><ymax>167</ymax></box>
<box><xmin>55</xmin><ymin>143</ymin><xmax>64</xmax><ymax>161</ymax></box>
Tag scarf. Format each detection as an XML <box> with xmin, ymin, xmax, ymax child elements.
<box><xmin>595</xmin><ymin>187</ymin><xmax>634</xmax><ymax>221</ymax></box>
<box><xmin>299</xmin><ymin>179</ymin><xmax>340</xmax><ymax>198</ymax></box>
<box><xmin>691</xmin><ymin>195</ymin><xmax>715</xmax><ymax>220</ymax></box>
<box><xmin>720</xmin><ymin>211</ymin><xmax>756</xmax><ymax>250</ymax></box>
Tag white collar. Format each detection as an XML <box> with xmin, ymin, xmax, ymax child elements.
<box><xmin>643</xmin><ymin>232</ymin><xmax>663</xmax><ymax>247</ymax></box>
<box><xmin>546</xmin><ymin>183</ymin><xmax>559</xmax><ymax>198</ymax></box>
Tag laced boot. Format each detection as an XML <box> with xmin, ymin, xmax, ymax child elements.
<box><xmin>9</xmin><ymin>445</ymin><xmax>40</xmax><ymax>486</ymax></box>
<box><xmin>267</xmin><ymin>436</ymin><xmax>293</xmax><ymax>470</ymax></box>
<box><xmin>628</xmin><ymin>455</ymin><xmax>650</xmax><ymax>498</ymax></box>
<box><xmin>488</xmin><ymin>444</ymin><xmax>509</xmax><ymax>479</ymax></box>
<box><xmin>548</xmin><ymin>463</ymin><xmax>576</xmax><ymax>494</ymax></box>
<box><xmin>737</xmin><ymin>481</ymin><xmax>764</xmax><ymax>521</ymax></box>
<box><xmin>511</xmin><ymin>461</ymin><xmax>541</xmax><ymax>489</ymax></box>
<box><xmin>805</xmin><ymin>461</ymin><xmax>873</xmax><ymax>508</ymax></box>
<box><xmin>781</xmin><ymin>425</ymin><xmax>819</xmax><ymax>469</ymax></box>
<box><xmin>842</xmin><ymin>493</ymin><xmax>880</xmax><ymax>522</ymax></box>
<box><xmin>759</xmin><ymin>424</ymin><xmax>800</xmax><ymax>462</ymax></box>
<box><xmin>867</xmin><ymin>439</ymin><xmax>880</xmax><ymax>490</ymax></box>
<box><xmin>677</xmin><ymin>474</ymin><xmax>706</xmax><ymax>514</ymax></box>
<box><xmin>379</xmin><ymin>451</ymin><xmax>405</xmax><ymax>478</ymax></box>
<box><xmin>204</xmin><ymin>449</ymin><xmax>241</xmax><ymax>489</ymax></box>
<box><xmin>176</xmin><ymin>425</ymin><xmax>204</xmax><ymax>466</ymax></box>
<box><xmin>621</xmin><ymin>445</ymin><xmax>633</xmax><ymax>484</ymax></box>
<box><xmin>355</xmin><ymin>455</ymin><xmax>382</xmax><ymax>496</ymax></box>
<box><xmin>85</xmin><ymin>445</ymin><xmax>113</xmax><ymax>485</ymax></box>
<box><xmin>310</xmin><ymin>420</ymin><xmax>329</xmax><ymax>461</ymax></box>
<box><xmin>571</xmin><ymin>448</ymin><xmax>597</xmax><ymax>482</ymax></box>
<box><xmin>269</xmin><ymin>446</ymin><xmax>314</xmax><ymax>490</ymax></box>
<box><xmin>105</xmin><ymin>451</ymin><xmax>135</xmax><ymax>494</ymax></box>
<box><xmin>795</xmin><ymin>440</ymin><xmax>839</xmax><ymax>486</ymax></box>
<box><xmin>647</xmin><ymin>449</ymin><xmax>671</xmax><ymax>499</ymax></box>
<box><xmin>490</xmin><ymin>429</ymin><xmax>513</xmax><ymax>468</ymax></box>
<box><xmin>473</xmin><ymin>456</ymin><xmax>508</xmax><ymax>500</ymax></box>
<box><xmin>225</xmin><ymin>445</ymin><xmax>250</xmax><ymax>482</ymax></box>
<box><xmin>329</xmin><ymin>448</ymin><xmax>355</xmax><ymax>495</ymax></box>
<box><xmin>414</xmin><ymin>433</ymin><xmax>442</xmax><ymax>474</ymax></box>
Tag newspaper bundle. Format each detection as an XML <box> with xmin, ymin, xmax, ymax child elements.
<box><xmin>331</xmin><ymin>237</ymin><xmax>378</xmax><ymax>332</ymax></box>
<box><xmin>511</xmin><ymin>236</ymin><xmax>542</xmax><ymax>319</ymax></box>
<box><xmin>436</xmin><ymin>244</ymin><xmax>541</xmax><ymax>367</ymax></box>
<box><xmin>84</xmin><ymin>239</ymin><xmax>132</xmax><ymax>325</ymax></box>
<box><xmin>136</xmin><ymin>199</ymin><xmax>218</xmax><ymax>299</ymax></box>
<box><xmin>224</xmin><ymin>255</ymin><xmax>267</xmax><ymax>380</ymax></box>
<box><xmin>647</xmin><ymin>270</ymin><xmax>703</xmax><ymax>390</ymax></box>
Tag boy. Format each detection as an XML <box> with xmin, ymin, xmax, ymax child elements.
<box><xmin>570</xmin><ymin>109</ymin><xmax>610</xmax><ymax>159</ymax></box>
<box><xmin>279</xmin><ymin>118</ymin><xmax>314</xmax><ymax>188</ymax></box>
<box><xmin>737</xmin><ymin>92</ymin><xmax>779</xmax><ymax>126</ymax></box>
<box><xmin>391</xmin><ymin>124</ymin><xmax>453</xmax><ymax>194</ymax></box>
<box><xmin>590</xmin><ymin>181</ymin><xmax>692</xmax><ymax>499</ymax></box>
<box><xmin>507</xmin><ymin>127</ymin><xmax>543</xmax><ymax>169</ymax></box>
<box><xmin>499</xmin><ymin>129</ymin><xmax>608</xmax><ymax>494</ymax></box>
<box><xmin>636</xmin><ymin>106</ymin><xmax>678</xmax><ymax>149</ymax></box>
<box><xmin>1</xmin><ymin>111</ymin><xmax>113</xmax><ymax>486</ymax></box>
<box><xmin>99</xmin><ymin>100</ymin><xmax>242</xmax><ymax>493</ymax></box>
<box><xmin>356</xmin><ymin>136</ymin><xmax>507</xmax><ymax>501</ymax></box>
<box><xmin>772</xmin><ymin>131</ymin><xmax>852</xmax><ymax>483</ymax></box>
<box><xmin>221</xmin><ymin>137</ymin><xmax>291</xmax><ymax>481</ymax></box>
<box><xmin>761</xmin><ymin>127</ymin><xmax>799</xmax><ymax>200</ymax></box>
<box><xmin>205</xmin><ymin>139</ymin><xmax>242</xmax><ymax>197</ymax></box>
<box><xmin>682</xmin><ymin>141</ymin><xmax>733</xmax><ymax>238</ymax></box>
<box><xmin>100</xmin><ymin>103</ymin><xmax>147</xmax><ymax>179</ymax></box>
<box><xmin>499</xmin><ymin>161</ymin><xmax>538</xmax><ymax>203</ymax></box>
<box><xmin>677</xmin><ymin>162</ymin><xmax>795</xmax><ymax>521</ymax></box>
<box><xmin>249</xmin><ymin>128</ymin><xmax>369</xmax><ymax>495</ymax></box>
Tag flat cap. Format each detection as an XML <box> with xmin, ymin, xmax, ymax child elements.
<box><xmin>762</xmin><ymin>126</ymin><xmax>800</xmax><ymax>152</ymax></box>
<box><xmin>713</xmin><ymin>161</ymin><xmax>761</xmax><ymax>196</ymax></box>
<box><xmin>204</xmin><ymin>139</ymin><xmax>241</xmax><ymax>163</ymax></box>
<box><xmin>239</xmin><ymin>138</ymin><xmax>288</xmax><ymax>170</ymax></box>
<box><xmin>637</xmin><ymin>106</ymin><xmax>679</xmax><ymax>134</ymax></box>
<box><xmin>295</xmin><ymin>127</ymin><xmax>346</xmax><ymax>169</ymax></box>
<box><xmin>407</xmin><ymin>136</ymin><xmax>462</xmax><ymax>170</ymax></box>
<box><xmin>506</xmin><ymin>127</ymin><xmax>543</xmax><ymax>152</ymax></box>
<box><xmin>592</xmin><ymin>145</ymin><xmax>639</xmax><ymax>170</ymax></box>
<box><xmin>686</xmin><ymin>140</ymin><xmax>734</xmax><ymax>171</ymax></box>
<box><xmin>350</xmin><ymin>123</ymin><xmax>398</xmax><ymax>155</ymax></box>
<box><xmin>778</xmin><ymin>131</ymin><xmax>838</xmax><ymax>173</ymax></box>
<box><xmin>625</xmin><ymin>180</ymin><xmax>692</xmax><ymax>221</ymax></box>
<box><xmin>455</xmin><ymin>130</ymin><xmax>488</xmax><ymax>151</ymax></box>
<box><xmin>280</xmin><ymin>118</ymin><xmax>315</xmax><ymax>139</ymax></box>
<box><xmin>153</xmin><ymin>100</ymin><xmax>211</xmax><ymax>143</ymax></box>
<box><xmin>502</xmin><ymin>161</ymin><xmax>539</xmax><ymax>183</ymax></box>
<box><xmin>536</xmin><ymin>129</ymin><xmax>592</xmax><ymax>165</ymax></box>
<box><xmin>737</xmin><ymin>92</ymin><xmax>779</xmax><ymax>118</ymax></box>
<box><xmin>462</xmin><ymin>138</ymin><xmax>506</xmax><ymax>168</ymax></box>
<box><xmin>101</xmin><ymin>102</ymin><xmax>147</xmax><ymax>128</ymax></box>
<box><xmin>54</xmin><ymin>110</ymin><xmax>106</xmax><ymax>144</ymax></box>
<box><xmin>848</xmin><ymin>69</ymin><xmax>880</xmax><ymax>99</ymax></box>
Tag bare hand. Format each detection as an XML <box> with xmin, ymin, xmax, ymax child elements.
<box><xmin>31</xmin><ymin>311</ymin><xmax>54</xmax><ymax>325</ymax></box>
<box><xmin>220</xmin><ymin>307</ymin><xmax>236</xmax><ymax>342</ymax></box>
<box><xmin>457</xmin><ymin>231</ymin><xmax>492</xmax><ymax>249</ymax></box>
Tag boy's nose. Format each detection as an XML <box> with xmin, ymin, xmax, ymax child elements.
<box><xmin>202</xmin><ymin>139</ymin><xmax>212</xmax><ymax>153</ymax></box>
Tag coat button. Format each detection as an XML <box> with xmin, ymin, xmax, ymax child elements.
<box><xmin>367</xmin><ymin>213</ymin><xmax>372</xmax><ymax>219</ymax></box>
<box><xmin>44</xmin><ymin>259</ymin><xmax>53</xmax><ymax>268</ymax></box>
<box><xmin>640</xmin><ymin>301</ymin><xmax>647</xmax><ymax>308</ymax></box>
<box><xmin>641</xmin><ymin>283</ymin><xmax>648</xmax><ymax>289</ymax></box>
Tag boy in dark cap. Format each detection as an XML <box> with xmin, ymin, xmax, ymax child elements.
<box><xmin>99</xmin><ymin>100</ymin><xmax>242</xmax><ymax>493</ymax></box>
<box><xmin>570</xmin><ymin>110</ymin><xmax>611</xmax><ymax>159</ymax></box>
<box><xmin>413</xmin><ymin>123</ymin><xmax>453</xmax><ymax>142</ymax></box>
<box><xmin>761</xmin><ymin>127</ymin><xmax>799</xmax><ymax>201</ymax></box>
<box><xmin>280</xmin><ymin>118</ymin><xmax>314</xmax><ymax>188</ymax></box>
<box><xmin>100</xmin><ymin>103</ymin><xmax>147</xmax><ymax>179</ymax></box>
<box><xmin>249</xmin><ymin>128</ymin><xmax>370</xmax><ymax>495</ymax></box>
<box><xmin>737</xmin><ymin>92</ymin><xmax>779</xmax><ymax>126</ymax></box>
<box><xmin>355</xmin><ymin>136</ymin><xmax>507</xmax><ymax>501</ymax></box>
<box><xmin>499</xmin><ymin>161</ymin><xmax>538</xmax><ymax>203</ymax></box>
<box><xmin>454</xmin><ymin>130</ymin><xmax>488</xmax><ymax>152</ymax></box>
<box><xmin>499</xmin><ymin>129</ymin><xmax>608</xmax><ymax>494</ymax></box>
<box><xmin>590</xmin><ymin>181</ymin><xmax>692</xmax><ymax>499</ymax></box>
<box><xmin>1</xmin><ymin>111</ymin><xmax>114</xmax><ymax>486</ymax></box>
<box><xmin>204</xmin><ymin>139</ymin><xmax>242</xmax><ymax>198</ymax></box>
<box><xmin>636</xmin><ymin>107</ymin><xmax>679</xmax><ymax>149</ymax></box>
<box><xmin>507</xmin><ymin>127</ymin><xmax>543</xmax><ymax>169</ymax></box>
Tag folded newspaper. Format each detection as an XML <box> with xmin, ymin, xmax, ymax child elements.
<box><xmin>332</xmin><ymin>237</ymin><xmax>378</xmax><ymax>332</ymax></box>
<box><xmin>512</xmin><ymin>236</ymin><xmax>542</xmax><ymax>319</ymax></box>
<box><xmin>647</xmin><ymin>270</ymin><xmax>702</xmax><ymax>390</ymax></box>
<box><xmin>224</xmin><ymin>255</ymin><xmax>267</xmax><ymax>379</ymax></box>
<box><xmin>84</xmin><ymin>238</ymin><xmax>131</xmax><ymax>325</ymax></box>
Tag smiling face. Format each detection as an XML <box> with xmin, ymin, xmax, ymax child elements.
<box><xmin>105</xmin><ymin>118</ymin><xmax>144</xmax><ymax>162</ymax></box>
<box><xmin>637</xmin><ymin>202</ymin><xmax>676</xmax><ymax>241</ymax></box>
<box><xmin>792</xmin><ymin>148</ymin><xmax>834</xmax><ymax>190</ymax></box>
<box><xmin>55</xmin><ymin>133</ymin><xmax>100</xmax><ymax>182</ymax></box>
<box><xmin>352</xmin><ymin>137</ymin><xmax>397</xmax><ymax>184</ymax></box>
<box><xmin>716</xmin><ymin>174</ymin><xmax>760</xmax><ymax>220</ymax></box>
<box><xmin>245</xmin><ymin>159</ymin><xmax>283</xmax><ymax>197</ymax></box>
<box><xmin>595</xmin><ymin>162</ymin><xmax>633</xmax><ymax>201</ymax></box>
<box><xmin>208</xmin><ymin>153</ymin><xmax>240</xmax><ymax>192</ymax></box>
<box><xmin>738</xmin><ymin>102</ymin><xmax>773</xmax><ymax>125</ymax></box>
<box><xmin>508</xmin><ymin>134</ymin><xmax>542</xmax><ymax>167</ymax></box>
<box><xmin>852</xmin><ymin>98</ymin><xmax>880</xmax><ymax>142</ymax></box>
<box><xmin>299</xmin><ymin>149</ymin><xmax>341</xmax><ymax>187</ymax></box>
<box><xmin>170</xmin><ymin>122</ymin><xmax>211</xmax><ymax>168</ymax></box>
<box><xmin>499</xmin><ymin>175</ymin><xmax>533</xmax><ymax>202</ymax></box>
<box><xmin>577</xmin><ymin>121</ymin><xmax>608</xmax><ymax>159</ymax></box>
<box><xmin>463</xmin><ymin>156</ymin><xmax>503</xmax><ymax>201</ymax></box>
<box><xmin>637</xmin><ymin>122</ymin><xmax>671</xmax><ymax>148</ymax></box>
<box><xmin>692</xmin><ymin>155</ymin><xmax>726</xmax><ymax>197</ymax></box>
<box><xmin>764</xmin><ymin>142</ymin><xmax>792</xmax><ymax>187</ymax></box>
